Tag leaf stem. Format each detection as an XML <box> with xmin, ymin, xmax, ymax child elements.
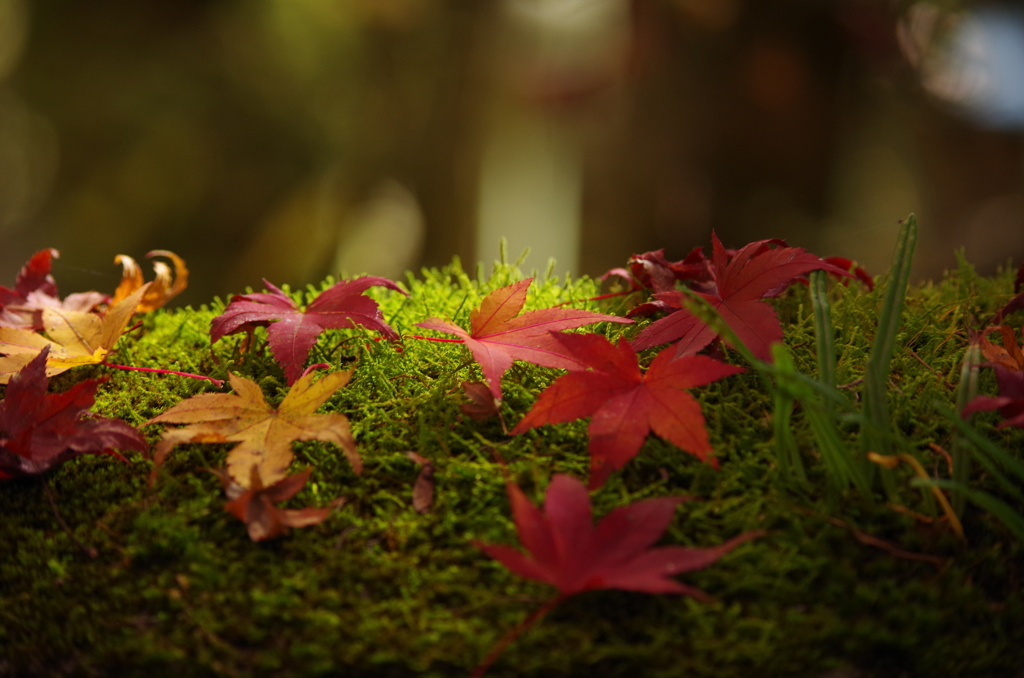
<box><xmin>551</xmin><ymin>290</ymin><xmax>632</xmax><ymax>307</ymax></box>
<box><xmin>105</xmin><ymin>363</ymin><xmax>224</xmax><ymax>388</ymax></box>
<box><xmin>44</xmin><ymin>479</ymin><xmax>98</xmax><ymax>559</ymax></box>
<box><xmin>471</xmin><ymin>595</ymin><xmax>562</xmax><ymax>678</ymax></box>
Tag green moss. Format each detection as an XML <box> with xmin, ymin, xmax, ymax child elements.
<box><xmin>3</xmin><ymin>256</ymin><xmax>1024</xmax><ymax>677</ymax></box>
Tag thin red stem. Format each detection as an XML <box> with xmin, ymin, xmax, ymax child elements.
<box><xmin>105</xmin><ymin>363</ymin><xmax>224</xmax><ymax>388</ymax></box>
<box><xmin>471</xmin><ymin>596</ymin><xmax>563</xmax><ymax>678</ymax></box>
<box><xmin>371</xmin><ymin>335</ymin><xmax>465</xmax><ymax>343</ymax></box>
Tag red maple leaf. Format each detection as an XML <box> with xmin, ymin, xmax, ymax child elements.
<box><xmin>210</xmin><ymin>276</ymin><xmax>407</xmax><ymax>384</ymax></box>
<box><xmin>0</xmin><ymin>346</ymin><xmax>148</xmax><ymax>478</ymax></box>
<box><xmin>962</xmin><ymin>364</ymin><xmax>1024</xmax><ymax>428</ymax></box>
<box><xmin>471</xmin><ymin>473</ymin><xmax>762</xmax><ymax>677</ymax></box>
<box><xmin>601</xmin><ymin>247</ymin><xmax>711</xmax><ymax>295</ymax></box>
<box><xmin>630</xmin><ymin>233</ymin><xmax>852</xmax><ymax>362</ymax></box>
<box><xmin>511</xmin><ymin>333</ymin><xmax>743</xmax><ymax>489</ymax></box>
<box><xmin>415</xmin><ymin>278</ymin><xmax>631</xmax><ymax>401</ymax></box>
<box><xmin>0</xmin><ymin>249</ymin><xmax>107</xmax><ymax>330</ymax></box>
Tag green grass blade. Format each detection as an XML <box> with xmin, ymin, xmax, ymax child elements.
<box><xmin>809</xmin><ymin>270</ymin><xmax>836</xmax><ymax>389</ymax></box>
<box><xmin>914</xmin><ymin>478</ymin><xmax>1024</xmax><ymax>541</ymax></box>
<box><xmin>861</xmin><ymin>214</ymin><xmax>918</xmax><ymax>493</ymax></box>
<box><xmin>770</xmin><ymin>344</ymin><xmax>806</xmax><ymax>485</ymax></box>
<box><xmin>951</xmin><ymin>344</ymin><xmax>982</xmax><ymax>515</ymax></box>
<box><xmin>934</xmin><ymin>400</ymin><xmax>1024</xmax><ymax>502</ymax></box>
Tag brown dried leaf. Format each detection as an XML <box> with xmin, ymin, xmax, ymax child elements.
<box><xmin>112</xmin><ymin>250</ymin><xmax>188</xmax><ymax>312</ymax></box>
<box><xmin>405</xmin><ymin>451</ymin><xmax>435</xmax><ymax>513</ymax></box>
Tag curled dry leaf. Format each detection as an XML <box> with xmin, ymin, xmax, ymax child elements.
<box><xmin>212</xmin><ymin>465</ymin><xmax>344</xmax><ymax>542</ymax></box>
<box><xmin>405</xmin><ymin>451</ymin><xmax>435</xmax><ymax>513</ymax></box>
<box><xmin>0</xmin><ymin>284</ymin><xmax>149</xmax><ymax>384</ymax></box>
<box><xmin>0</xmin><ymin>346</ymin><xmax>148</xmax><ymax>478</ymax></box>
<box><xmin>146</xmin><ymin>368</ymin><xmax>360</xmax><ymax>488</ymax></box>
<box><xmin>112</xmin><ymin>250</ymin><xmax>189</xmax><ymax>312</ymax></box>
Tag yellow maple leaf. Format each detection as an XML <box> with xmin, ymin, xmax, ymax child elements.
<box><xmin>0</xmin><ymin>284</ymin><xmax>149</xmax><ymax>384</ymax></box>
<box><xmin>112</xmin><ymin>250</ymin><xmax>188</xmax><ymax>312</ymax></box>
<box><xmin>146</xmin><ymin>369</ymin><xmax>360</xmax><ymax>488</ymax></box>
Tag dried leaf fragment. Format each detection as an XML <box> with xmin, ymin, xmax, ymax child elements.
<box><xmin>213</xmin><ymin>466</ymin><xmax>344</xmax><ymax>541</ymax></box>
<box><xmin>112</xmin><ymin>250</ymin><xmax>188</xmax><ymax>312</ymax></box>
<box><xmin>405</xmin><ymin>451</ymin><xmax>435</xmax><ymax>513</ymax></box>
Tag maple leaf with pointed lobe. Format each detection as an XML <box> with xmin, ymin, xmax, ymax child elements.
<box><xmin>146</xmin><ymin>368</ymin><xmax>359</xmax><ymax>488</ymax></box>
<box><xmin>211</xmin><ymin>277</ymin><xmax>406</xmax><ymax>385</ymax></box>
<box><xmin>962</xmin><ymin>361</ymin><xmax>1024</xmax><ymax>429</ymax></box>
<box><xmin>630</xmin><ymin>233</ymin><xmax>852</xmax><ymax>362</ymax></box>
<box><xmin>211</xmin><ymin>465</ymin><xmax>344</xmax><ymax>542</ymax></box>
<box><xmin>0</xmin><ymin>249</ymin><xmax>107</xmax><ymax>330</ymax></box>
<box><xmin>0</xmin><ymin>284</ymin><xmax>149</xmax><ymax>384</ymax></box>
<box><xmin>511</xmin><ymin>333</ymin><xmax>743</xmax><ymax>488</ymax></box>
<box><xmin>111</xmin><ymin>250</ymin><xmax>189</xmax><ymax>312</ymax></box>
<box><xmin>476</xmin><ymin>473</ymin><xmax>762</xmax><ymax>599</ymax></box>
<box><xmin>0</xmin><ymin>346</ymin><xmax>148</xmax><ymax>478</ymax></box>
<box><xmin>416</xmin><ymin>278</ymin><xmax>631</xmax><ymax>401</ymax></box>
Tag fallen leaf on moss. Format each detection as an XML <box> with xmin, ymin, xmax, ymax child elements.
<box><xmin>212</xmin><ymin>465</ymin><xmax>344</xmax><ymax>541</ymax></box>
<box><xmin>416</xmin><ymin>278</ymin><xmax>631</xmax><ymax>401</ymax></box>
<box><xmin>977</xmin><ymin>325</ymin><xmax>1024</xmax><ymax>371</ymax></box>
<box><xmin>962</xmin><ymin>364</ymin><xmax>1024</xmax><ymax>428</ymax></box>
<box><xmin>211</xmin><ymin>276</ymin><xmax>406</xmax><ymax>385</ymax></box>
<box><xmin>460</xmin><ymin>381</ymin><xmax>500</xmax><ymax>421</ymax></box>
<box><xmin>477</xmin><ymin>473</ymin><xmax>762</xmax><ymax>598</ymax></box>
<box><xmin>471</xmin><ymin>473</ymin><xmax>763</xmax><ymax>677</ymax></box>
<box><xmin>0</xmin><ymin>248</ymin><xmax>107</xmax><ymax>330</ymax></box>
<box><xmin>0</xmin><ymin>284</ymin><xmax>149</xmax><ymax>384</ymax></box>
<box><xmin>630</xmin><ymin>234</ymin><xmax>853</xmax><ymax>362</ymax></box>
<box><xmin>112</xmin><ymin>250</ymin><xmax>188</xmax><ymax>312</ymax></box>
<box><xmin>405</xmin><ymin>451</ymin><xmax>434</xmax><ymax>513</ymax></box>
<box><xmin>511</xmin><ymin>332</ymin><xmax>742</xmax><ymax>488</ymax></box>
<box><xmin>0</xmin><ymin>346</ymin><xmax>148</xmax><ymax>478</ymax></box>
<box><xmin>147</xmin><ymin>368</ymin><xmax>360</xmax><ymax>488</ymax></box>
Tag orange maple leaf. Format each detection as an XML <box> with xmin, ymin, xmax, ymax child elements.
<box><xmin>112</xmin><ymin>250</ymin><xmax>188</xmax><ymax>312</ymax></box>
<box><xmin>146</xmin><ymin>368</ymin><xmax>360</xmax><ymax>488</ymax></box>
<box><xmin>977</xmin><ymin>324</ymin><xmax>1024</xmax><ymax>371</ymax></box>
<box><xmin>211</xmin><ymin>466</ymin><xmax>345</xmax><ymax>542</ymax></box>
<box><xmin>0</xmin><ymin>284</ymin><xmax>149</xmax><ymax>384</ymax></box>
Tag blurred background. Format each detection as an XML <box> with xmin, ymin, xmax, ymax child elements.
<box><xmin>1</xmin><ymin>0</ymin><xmax>1023</xmax><ymax>306</ymax></box>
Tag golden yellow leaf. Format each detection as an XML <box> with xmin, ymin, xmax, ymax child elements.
<box><xmin>146</xmin><ymin>369</ymin><xmax>359</xmax><ymax>488</ymax></box>
<box><xmin>0</xmin><ymin>284</ymin><xmax>149</xmax><ymax>384</ymax></box>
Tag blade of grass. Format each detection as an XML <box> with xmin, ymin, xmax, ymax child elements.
<box><xmin>951</xmin><ymin>343</ymin><xmax>982</xmax><ymax>515</ymax></box>
<box><xmin>770</xmin><ymin>344</ymin><xmax>806</xmax><ymax>485</ymax></box>
<box><xmin>861</xmin><ymin>214</ymin><xmax>918</xmax><ymax>495</ymax></box>
<box><xmin>809</xmin><ymin>270</ymin><xmax>837</xmax><ymax>389</ymax></box>
<box><xmin>934</xmin><ymin>400</ymin><xmax>1024</xmax><ymax>502</ymax></box>
<box><xmin>913</xmin><ymin>478</ymin><xmax>1024</xmax><ymax>541</ymax></box>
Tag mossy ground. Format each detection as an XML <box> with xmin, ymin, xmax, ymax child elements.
<box><xmin>2</xmin><ymin>255</ymin><xmax>1024</xmax><ymax>677</ymax></box>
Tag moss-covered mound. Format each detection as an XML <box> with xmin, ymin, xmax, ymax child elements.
<box><xmin>2</xmin><ymin>251</ymin><xmax>1024</xmax><ymax>678</ymax></box>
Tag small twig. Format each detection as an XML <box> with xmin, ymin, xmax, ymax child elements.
<box><xmin>909</xmin><ymin>350</ymin><xmax>955</xmax><ymax>390</ymax></box>
<box><xmin>105</xmin><ymin>363</ymin><xmax>224</xmax><ymax>388</ymax></box>
<box><xmin>471</xmin><ymin>595</ymin><xmax>562</xmax><ymax>678</ymax></box>
<box><xmin>43</xmin><ymin>480</ymin><xmax>98</xmax><ymax>559</ymax></box>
